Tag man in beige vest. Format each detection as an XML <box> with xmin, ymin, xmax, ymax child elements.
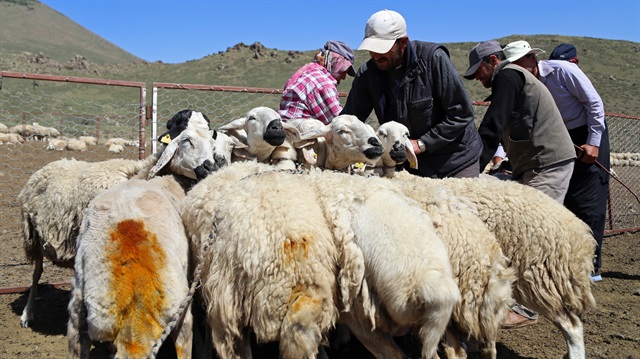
<box><xmin>464</xmin><ymin>40</ymin><xmax>576</xmax><ymax>329</ymax></box>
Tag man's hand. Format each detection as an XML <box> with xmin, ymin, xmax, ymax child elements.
<box><xmin>578</xmin><ymin>144</ymin><xmax>599</xmax><ymax>163</ymax></box>
<box><xmin>411</xmin><ymin>139</ymin><xmax>426</xmax><ymax>155</ymax></box>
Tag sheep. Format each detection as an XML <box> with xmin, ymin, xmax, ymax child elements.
<box><xmin>0</xmin><ymin>122</ymin><xmax>8</xmax><ymax>133</ymax></box>
<box><xmin>106</xmin><ymin>137</ymin><xmax>127</xmax><ymax>146</ymax></box>
<box><xmin>108</xmin><ymin>143</ymin><xmax>124</xmax><ymax>153</ymax></box>
<box><xmin>374</xmin><ymin>121</ymin><xmax>417</xmax><ymax>177</ymax></box>
<box><xmin>67</xmin><ymin>138</ymin><xmax>88</xmax><ymax>151</ymax></box>
<box><xmin>78</xmin><ymin>136</ymin><xmax>97</xmax><ymax>146</ymax></box>
<box><xmin>217</xmin><ymin>106</ymin><xmax>290</xmax><ymax>164</ymax></box>
<box><xmin>283</xmin><ymin>115</ymin><xmax>385</xmax><ymax>173</ymax></box>
<box><xmin>66</xmin><ymin>120</ymin><xmax>224</xmax><ymax>358</ymax></box>
<box><xmin>46</xmin><ymin>138</ymin><xmax>67</xmax><ymax>151</ymax></box>
<box><xmin>392</xmin><ymin>176</ymin><xmax>515</xmax><ymax>359</ymax></box>
<box><xmin>18</xmin><ymin>109</ymin><xmax>235</xmax><ymax>328</ymax></box>
<box><xmin>0</xmin><ymin>132</ymin><xmax>25</xmax><ymax>144</ymax></box>
<box><xmin>299</xmin><ymin>169</ymin><xmax>461</xmax><ymax>359</ymax></box>
<box><xmin>181</xmin><ymin>163</ymin><xmax>340</xmax><ymax>359</ymax></box>
<box><xmin>393</xmin><ymin>172</ymin><xmax>597</xmax><ymax>359</ymax></box>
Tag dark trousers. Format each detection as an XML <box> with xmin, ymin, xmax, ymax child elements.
<box><xmin>563</xmin><ymin>124</ymin><xmax>610</xmax><ymax>271</ymax></box>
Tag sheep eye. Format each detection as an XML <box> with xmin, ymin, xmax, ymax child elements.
<box><xmin>182</xmin><ymin>138</ymin><xmax>193</xmax><ymax>146</ymax></box>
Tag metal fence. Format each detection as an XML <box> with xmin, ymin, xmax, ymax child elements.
<box><xmin>1</xmin><ymin>72</ymin><xmax>639</xmax><ymax>239</ymax></box>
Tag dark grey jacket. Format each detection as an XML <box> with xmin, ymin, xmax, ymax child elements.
<box><xmin>341</xmin><ymin>40</ymin><xmax>482</xmax><ymax>178</ymax></box>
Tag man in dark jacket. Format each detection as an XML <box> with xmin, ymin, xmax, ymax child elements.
<box><xmin>341</xmin><ymin>9</ymin><xmax>482</xmax><ymax>178</ymax></box>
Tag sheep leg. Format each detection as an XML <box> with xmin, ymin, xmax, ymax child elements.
<box><xmin>279</xmin><ymin>294</ymin><xmax>323</xmax><ymax>359</ymax></box>
<box><xmin>67</xmin><ymin>275</ymin><xmax>91</xmax><ymax>358</ymax></box>
<box><xmin>552</xmin><ymin>310</ymin><xmax>585</xmax><ymax>359</ymax></box>
<box><xmin>478</xmin><ymin>338</ymin><xmax>497</xmax><ymax>359</ymax></box>
<box><xmin>441</xmin><ymin>326</ymin><xmax>467</xmax><ymax>359</ymax></box>
<box><xmin>338</xmin><ymin>312</ymin><xmax>408</xmax><ymax>359</ymax></box>
<box><xmin>172</xmin><ymin>306</ymin><xmax>193</xmax><ymax>359</ymax></box>
<box><xmin>20</xmin><ymin>254</ymin><xmax>43</xmax><ymax>328</ymax></box>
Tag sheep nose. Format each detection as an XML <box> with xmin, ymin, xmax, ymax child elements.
<box><xmin>368</xmin><ymin>137</ymin><xmax>382</xmax><ymax>147</ymax></box>
<box><xmin>194</xmin><ymin>159</ymin><xmax>215</xmax><ymax>180</ymax></box>
<box><xmin>263</xmin><ymin>119</ymin><xmax>286</xmax><ymax>146</ymax></box>
<box><xmin>214</xmin><ymin>155</ymin><xmax>228</xmax><ymax>169</ymax></box>
<box><xmin>392</xmin><ymin>141</ymin><xmax>403</xmax><ymax>151</ymax></box>
<box><xmin>267</xmin><ymin>119</ymin><xmax>283</xmax><ymax>131</ymax></box>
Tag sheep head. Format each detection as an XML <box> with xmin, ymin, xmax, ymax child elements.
<box><xmin>376</xmin><ymin>121</ymin><xmax>417</xmax><ymax>171</ymax></box>
<box><xmin>218</xmin><ymin>107</ymin><xmax>287</xmax><ymax>162</ymax></box>
<box><xmin>150</xmin><ymin>110</ymin><xmax>219</xmax><ymax>180</ymax></box>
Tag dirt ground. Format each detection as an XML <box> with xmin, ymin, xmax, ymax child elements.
<box><xmin>0</xmin><ymin>142</ymin><xmax>639</xmax><ymax>359</ymax></box>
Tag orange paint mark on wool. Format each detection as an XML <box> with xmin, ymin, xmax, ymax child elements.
<box><xmin>107</xmin><ymin>219</ymin><xmax>167</xmax><ymax>358</ymax></box>
<box><xmin>282</xmin><ymin>232</ymin><xmax>314</xmax><ymax>264</ymax></box>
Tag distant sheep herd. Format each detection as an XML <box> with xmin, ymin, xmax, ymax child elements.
<box><xmin>0</xmin><ymin>122</ymin><xmax>138</xmax><ymax>153</ymax></box>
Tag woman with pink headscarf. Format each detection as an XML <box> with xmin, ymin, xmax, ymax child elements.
<box><xmin>279</xmin><ymin>40</ymin><xmax>355</xmax><ymax>125</ymax></box>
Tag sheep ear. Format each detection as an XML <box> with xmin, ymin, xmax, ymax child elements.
<box><xmin>406</xmin><ymin>137</ymin><xmax>418</xmax><ymax>169</ymax></box>
<box><xmin>283</xmin><ymin>122</ymin><xmax>303</xmax><ymax>142</ymax></box>
<box><xmin>218</xmin><ymin>117</ymin><xmax>247</xmax><ymax>131</ymax></box>
<box><xmin>148</xmin><ymin>138</ymin><xmax>179</xmax><ymax>178</ymax></box>
<box><xmin>229</xmin><ymin>135</ymin><xmax>247</xmax><ymax>149</ymax></box>
<box><xmin>232</xmin><ymin>147</ymin><xmax>256</xmax><ymax>160</ymax></box>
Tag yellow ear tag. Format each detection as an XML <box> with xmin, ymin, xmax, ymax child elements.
<box><xmin>408</xmin><ymin>157</ymin><xmax>418</xmax><ymax>169</ymax></box>
<box><xmin>354</xmin><ymin>162</ymin><xmax>365</xmax><ymax>169</ymax></box>
<box><xmin>160</xmin><ymin>134</ymin><xmax>172</xmax><ymax>144</ymax></box>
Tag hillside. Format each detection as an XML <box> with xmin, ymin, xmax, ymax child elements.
<box><xmin>0</xmin><ymin>0</ymin><xmax>638</xmax><ymax>116</ymax></box>
<box><xmin>0</xmin><ymin>0</ymin><xmax>142</xmax><ymax>65</ymax></box>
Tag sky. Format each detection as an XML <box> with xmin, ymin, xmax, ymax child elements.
<box><xmin>40</xmin><ymin>0</ymin><xmax>640</xmax><ymax>64</ymax></box>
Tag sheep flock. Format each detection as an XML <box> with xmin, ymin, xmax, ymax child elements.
<box><xmin>15</xmin><ymin>107</ymin><xmax>602</xmax><ymax>359</ymax></box>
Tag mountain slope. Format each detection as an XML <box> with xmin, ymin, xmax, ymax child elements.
<box><xmin>0</xmin><ymin>0</ymin><xmax>142</xmax><ymax>65</ymax></box>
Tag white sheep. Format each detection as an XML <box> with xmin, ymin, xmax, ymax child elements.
<box><xmin>394</xmin><ymin>172</ymin><xmax>597</xmax><ymax>359</ymax></box>
<box><xmin>78</xmin><ymin>136</ymin><xmax>97</xmax><ymax>146</ymax></box>
<box><xmin>46</xmin><ymin>138</ymin><xmax>67</xmax><ymax>151</ymax></box>
<box><xmin>181</xmin><ymin>162</ymin><xmax>340</xmax><ymax>359</ymax></box>
<box><xmin>374</xmin><ymin>121</ymin><xmax>417</xmax><ymax>177</ymax></box>
<box><xmin>301</xmin><ymin>170</ymin><xmax>461</xmax><ymax>359</ymax></box>
<box><xmin>0</xmin><ymin>122</ymin><xmax>8</xmax><ymax>133</ymax></box>
<box><xmin>0</xmin><ymin>132</ymin><xmax>25</xmax><ymax>144</ymax></box>
<box><xmin>217</xmin><ymin>106</ymin><xmax>290</xmax><ymax>164</ymax></box>
<box><xmin>108</xmin><ymin>143</ymin><xmax>124</xmax><ymax>153</ymax></box>
<box><xmin>66</xmin><ymin>123</ymin><xmax>221</xmax><ymax>358</ymax></box>
<box><xmin>67</xmin><ymin>138</ymin><xmax>88</xmax><ymax>151</ymax></box>
<box><xmin>18</xmin><ymin>109</ymin><xmax>236</xmax><ymax>328</ymax></box>
<box><xmin>106</xmin><ymin>137</ymin><xmax>127</xmax><ymax>146</ymax></box>
<box><xmin>392</xmin><ymin>175</ymin><xmax>514</xmax><ymax>359</ymax></box>
<box><xmin>283</xmin><ymin>115</ymin><xmax>385</xmax><ymax>172</ymax></box>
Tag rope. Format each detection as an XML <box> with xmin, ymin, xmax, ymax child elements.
<box><xmin>150</xmin><ymin>228</ymin><xmax>215</xmax><ymax>358</ymax></box>
<box><xmin>574</xmin><ymin>145</ymin><xmax>640</xmax><ymax>205</ymax></box>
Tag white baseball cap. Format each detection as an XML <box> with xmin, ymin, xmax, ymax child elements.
<box><xmin>503</xmin><ymin>40</ymin><xmax>545</xmax><ymax>63</ymax></box>
<box><xmin>358</xmin><ymin>9</ymin><xmax>407</xmax><ymax>54</ymax></box>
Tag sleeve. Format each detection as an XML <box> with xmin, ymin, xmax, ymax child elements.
<box><xmin>558</xmin><ymin>67</ymin><xmax>606</xmax><ymax>146</ymax></box>
<box><xmin>340</xmin><ymin>63</ymin><xmax>375</xmax><ymax>122</ymax></box>
<box><xmin>422</xmin><ymin>48</ymin><xmax>476</xmax><ymax>152</ymax></box>
<box><xmin>305</xmin><ymin>80</ymin><xmax>342</xmax><ymax>125</ymax></box>
<box><xmin>478</xmin><ymin>69</ymin><xmax>523</xmax><ymax>168</ymax></box>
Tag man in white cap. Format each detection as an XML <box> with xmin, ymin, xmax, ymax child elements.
<box><xmin>504</xmin><ymin>40</ymin><xmax>610</xmax><ymax>282</ymax></box>
<box><xmin>341</xmin><ymin>9</ymin><xmax>482</xmax><ymax>179</ymax></box>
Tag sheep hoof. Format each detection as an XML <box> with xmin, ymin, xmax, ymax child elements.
<box><xmin>20</xmin><ymin>318</ymin><xmax>30</xmax><ymax>328</ymax></box>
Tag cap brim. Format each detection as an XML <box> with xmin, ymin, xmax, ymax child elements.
<box><xmin>506</xmin><ymin>49</ymin><xmax>545</xmax><ymax>63</ymax></box>
<box><xmin>358</xmin><ymin>37</ymin><xmax>395</xmax><ymax>54</ymax></box>
<box><xmin>347</xmin><ymin>66</ymin><xmax>356</xmax><ymax>77</ymax></box>
<box><xmin>463</xmin><ymin>61</ymin><xmax>481</xmax><ymax>80</ymax></box>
